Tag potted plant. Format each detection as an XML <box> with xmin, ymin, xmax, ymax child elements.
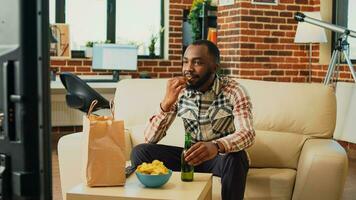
<box><xmin>85</xmin><ymin>40</ymin><xmax>111</xmax><ymax>58</ymax></box>
<box><xmin>85</xmin><ymin>41</ymin><xmax>94</xmax><ymax>58</ymax></box>
<box><xmin>148</xmin><ymin>27</ymin><xmax>164</xmax><ymax>58</ymax></box>
<box><xmin>188</xmin><ymin>0</ymin><xmax>212</xmax><ymax>41</ymax></box>
<box><xmin>148</xmin><ymin>36</ymin><xmax>158</xmax><ymax>58</ymax></box>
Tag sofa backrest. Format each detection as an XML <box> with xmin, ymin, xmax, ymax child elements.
<box><xmin>237</xmin><ymin>79</ymin><xmax>336</xmax><ymax>138</ymax></box>
<box><xmin>238</xmin><ymin>79</ymin><xmax>336</xmax><ymax>168</ymax></box>
<box><xmin>115</xmin><ymin>79</ymin><xmax>168</xmax><ymax>127</ymax></box>
<box><xmin>115</xmin><ymin>78</ymin><xmax>336</xmax><ymax>169</ymax></box>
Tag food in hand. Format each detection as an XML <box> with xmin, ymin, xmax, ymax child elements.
<box><xmin>185</xmin><ymin>74</ymin><xmax>193</xmax><ymax>85</ymax></box>
<box><xmin>136</xmin><ymin>160</ymin><xmax>169</xmax><ymax>175</ymax></box>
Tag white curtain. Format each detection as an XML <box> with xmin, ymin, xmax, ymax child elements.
<box><xmin>334</xmin><ymin>82</ymin><xmax>356</xmax><ymax>143</ymax></box>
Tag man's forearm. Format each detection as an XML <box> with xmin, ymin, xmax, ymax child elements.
<box><xmin>216</xmin><ymin>129</ymin><xmax>255</xmax><ymax>153</ymax></box>
<box><xmin>144</xmin><ymin>107</ymin><xmax>177</xmax><ymax>143</ymax></box>
<box><xmin>221</xmin><ymin>84</ymin><xmax>255</xmax><ymax>153</ymax></box>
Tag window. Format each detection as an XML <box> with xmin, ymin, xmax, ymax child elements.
<box><xmin>333</xmin><ymin>0</ymin><xmax>356</xmax><ymax>62</ymax></box>
<box><xmin>50</xmin><ymin>0</ymin><xmax>164</xmax><ymax>58</ymax></box>
<box><xmin>49</xmin><ymin>0</ymin><xmax>56</xmax><ymax>24</ymax></box>
<box><xmin>66</xmin><ymin>0</ymin><xmax>107</xmax><ymax>50</ymax></box>
<box><xmin>116</xmin><ymin>0</ymin><xmax>162</xmax><ymax>56</ymax></box>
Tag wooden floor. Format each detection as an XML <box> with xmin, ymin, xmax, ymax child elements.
<box><xmin>51</xmin><ymin>143</ymin><xmax>356</xmax><ymax>200</ymax></box>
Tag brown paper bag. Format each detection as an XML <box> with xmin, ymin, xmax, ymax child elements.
<box><xmin>82</xmin><ymin>100</ymin><xmax>126</xmax><ymax>187</ymax></box>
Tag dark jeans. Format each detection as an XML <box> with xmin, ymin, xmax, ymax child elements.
<box><xmin>131</xmin><ymin>143</ymin><xmax>249</xmax><ymax>200</ymax></box>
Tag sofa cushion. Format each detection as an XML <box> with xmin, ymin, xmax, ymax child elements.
<box><xmin>212</xmin><ymin>168</ymin><xmax>296</xmax><ymax>200</ymax></box>
<box><xmin>238</xmin><ymin>79</ymin><xmax>336</xmax><ymax>138</ymax></box>
<box><xmin>128</xmin><ymin>124</ymin><xmax>146</xmax><ymax>147</ymax></box>
<box><xmin>247</xmin><ymin>130</ymin><xmax>309</xmax><ymax>169</ymax></box>
<box><xmin>114</xmin><ymin>79</ymin><xmax>167</xmax><ymax>128</ymax></box>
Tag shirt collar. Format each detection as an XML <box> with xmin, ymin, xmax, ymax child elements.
<box><xmin>211</xmin><ymin>75</ymin><xmax>221</xmax><ymax>96</ymax></box>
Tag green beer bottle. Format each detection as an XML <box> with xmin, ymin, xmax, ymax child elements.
<box><xmin>181</xmin><ymin>132</ymin><xmax>194</xmax><ymax>181</ymax></box>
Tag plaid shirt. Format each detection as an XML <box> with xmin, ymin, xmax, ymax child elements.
<box><xmin>144</xmin><ymin>76</ymin><xmax>255</xmax><ymax>153</ymax></box>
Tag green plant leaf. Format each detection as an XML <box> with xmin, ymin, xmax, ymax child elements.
<box><xmin>188</xmin><ymin>0</ymin><xmax>212</xmax><ymax>41</ymax></box>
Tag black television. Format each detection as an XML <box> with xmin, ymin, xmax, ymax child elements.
<box><xmin>0</xmin><ymin>0</ymin><xmax>52</xmax><ymax>199</ymax></box>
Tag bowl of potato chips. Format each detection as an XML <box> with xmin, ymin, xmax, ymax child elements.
<box><xmin>135</xmin><ymin>160</ymin><xmax>172</xmax><ymax>188</ymax></box>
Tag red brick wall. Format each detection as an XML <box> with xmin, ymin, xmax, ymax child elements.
<box><xmin>217</xmin><ymin>0</ymin><xmax>320</xmax><ymax>82</ymax></box>
<box><xmin>51</xmin><ymin>0</ymin><xmax>193</xmax><ymax>79</ymax></box>
<box><xmin>216</xmin><ymin>0</ymin><xmax>355</xmax><ymax>83</ymax></box>
<box><xmin>313</xmin><ymin>64</ymin><xmax>355</xmax><ymax>83</ymax></box>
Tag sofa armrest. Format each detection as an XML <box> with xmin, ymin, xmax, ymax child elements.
<box><xmin>292</xmin><ymin>139</ymin><xmax>348</xmax><ymax>200</ymax></box>
<box><xmin>58</xmin><ymin>132</ymin><xmax>84</xmax><ymax>200</ymax></box>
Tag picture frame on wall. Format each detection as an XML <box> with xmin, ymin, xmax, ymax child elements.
<box><xmin>50</xmin><ymin>23</ymin><xmax>71</xmax><ymax>58</ymax></box>
<box><xmin>251</xmin><ymin>0</ymin><xmax>278</xmax><ymax>5</ymax></box>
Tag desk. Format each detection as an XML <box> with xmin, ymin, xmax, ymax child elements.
<box><xmin>51</xmin><ymin>80</ymin><xmax>118</xmax><ymax>94</ymax></box>
<box><xmin>50</xmin><ymin>75</ymin><xmax>118</xmax><ymax>126</ymax></box>
<box><xmin>67</xmin><ymin>172</ymin><xmax>212</xmax><ymax>200</ymax></box>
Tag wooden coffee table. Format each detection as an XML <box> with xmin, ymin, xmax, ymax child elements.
<box><xmin>66</xmin><ymin>172</ymin><xmax>212</xmax><ymax>200</ymax></box>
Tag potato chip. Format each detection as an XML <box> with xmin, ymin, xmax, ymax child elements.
<box><xmin>136</xmin><ymin>160</ymin><xmax>169</xmax><ymax>175</ymax></box>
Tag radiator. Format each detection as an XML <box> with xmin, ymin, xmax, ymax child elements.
<box><xmin>51</xmin><ymin>98</ymin><xmax>83</xmax><ymax>126</ymax></box>
<box><xmin>51</xmin><ymin>93</ymin><xmax>115</xmax><ymax>126</ymax></box>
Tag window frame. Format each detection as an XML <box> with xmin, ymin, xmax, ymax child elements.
<box><xmin>332</xmin><ymin>0</ymin><xmax>356</xmax><ymax>63</ymax></box>
<box><xmin>54</xmin><ymin>0</ymin><xmax>165</xmax><ymax>59</ymax></box>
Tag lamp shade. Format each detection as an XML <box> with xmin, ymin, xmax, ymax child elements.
<box><xmin>294</xmin><ymin>12</ymin><xmax>327</xmax><ymax>43</ymax></box>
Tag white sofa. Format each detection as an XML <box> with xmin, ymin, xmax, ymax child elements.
<box><xmin>58</xmin><ymin>78</ymin><xmax>348</xmax><ymax>200</ymax></box>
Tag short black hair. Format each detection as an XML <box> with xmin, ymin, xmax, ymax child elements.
<box><xmin>191</xmin><ymin>40</ymin><xmax>220</xmax><ymax>64</ymax></box>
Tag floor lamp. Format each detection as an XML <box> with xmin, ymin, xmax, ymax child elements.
<box><xmin>294</xmin><ymin>12</ymin><xmax>327</xmax><ymax>83</ymax></box>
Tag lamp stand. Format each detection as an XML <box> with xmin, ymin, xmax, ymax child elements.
<box><xmin>308</xmin><ymin>43</ymin><xmax>312</xmax><ymax>83</ymax></box>
<box><xmin>324</xmin><ymin>35</ymin><xmax>356</xmax><ymax>85</ymax></box>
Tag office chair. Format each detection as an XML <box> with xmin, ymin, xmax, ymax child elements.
<box><xmin>59</xmin><ymin>72</ymin><xmax>110</xmax><ymax>113</ymax></box>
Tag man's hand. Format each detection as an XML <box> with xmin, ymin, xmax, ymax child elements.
<box><xmin>185</xmin><ymin>142</ymin><xmax>218</xmax><ymax>166</ymax></box>
<box><xmin>161</xmin><ymin>77</ymin><xmax>187</xmax><ymax>112</ymax></box>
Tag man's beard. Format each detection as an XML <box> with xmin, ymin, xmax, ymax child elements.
<box><xmin>186</xmin><ymin>70</ymin><xmax>213</xmax><ymax>91</ymax></box>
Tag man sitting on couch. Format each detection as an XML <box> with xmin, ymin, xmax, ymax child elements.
<box><xmin>131</xmin><ymin>40</ymin><xmax>255</xmax><ymax>200</ymax></box>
